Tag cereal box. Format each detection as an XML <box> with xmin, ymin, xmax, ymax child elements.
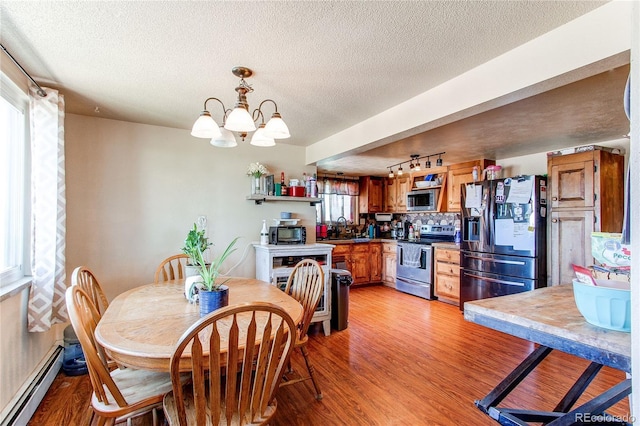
<box><xmin>591</xmin><ymin>232</ymin><xmax>631</xmax><ymax>269</ymax></box>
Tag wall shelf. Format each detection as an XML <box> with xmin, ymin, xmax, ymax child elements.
<box><xmin>246</xmin><ymin>194</ymin><xmax>323</xmax><ymax>206</ymax></box>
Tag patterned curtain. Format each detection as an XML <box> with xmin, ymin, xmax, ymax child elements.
<box><xmin>27</xmin><ymin>86</ymin><xmax>67</xmax><ymax>332</ymax></box>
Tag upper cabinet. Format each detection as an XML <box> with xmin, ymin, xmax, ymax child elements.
<box><xmin>446</xmin><ymin>159</ymin><xmax>495</xmax><ymax>212</ymax></box>
<box><xmin>383</xmin><ymin>175</ymin><xmax>410</xmax><ymax>212</ymax></box>
<box><xmin>359</xmin><ymin>176</ymin><xmax>383</xmax><ymax>213</ymax></box>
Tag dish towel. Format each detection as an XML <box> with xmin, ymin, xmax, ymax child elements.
<box><xmin>403</xmin><ymin>244</ymin><xmax>422</xmax><ymax>268</ymax></box>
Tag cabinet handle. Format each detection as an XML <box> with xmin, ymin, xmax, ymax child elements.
<box><xmin>552</xmin><ymin>219</ymin><xmax>558</xmax><ymax>223</ymax></box>
<box><xmin>552</xmin><ymin>197</ymin><xmax>558</xmax><ymax>201</ymax></box>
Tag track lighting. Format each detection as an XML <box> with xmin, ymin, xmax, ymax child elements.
<box><xmin>386</xmin><ymin>152</ymin><xmax>445</xmax><ymax>177</ymax></box>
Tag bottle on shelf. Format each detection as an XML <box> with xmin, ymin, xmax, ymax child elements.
<box><xmin>310</xmin><ymin>174</ymin><xmax>318</xmax><ymax>197</ymax></box>
<box><xmin>281</xmin><ymin>172</ymin><xmax>288</xmax><ymax>196</ymax></box>
<box><xmin>260</xmin><ymin>220</ymin><xmax>269</xmax><ymax>245</ymax></box>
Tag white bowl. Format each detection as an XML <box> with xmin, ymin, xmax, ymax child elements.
<box><xmin>414</xmin><ymin>181</ymin><xmax>430</xmax><ymax>188</ymax></box>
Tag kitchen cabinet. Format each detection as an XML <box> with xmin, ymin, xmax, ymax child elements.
<box><xmin>369</xmin><ymin>243</ymin><xmax>382</xmax><ymax>282</ymax></box>
<box><xmin>383</xmin><ymin>176</ymin><xmax>411</xmax><ymax>212</ymax></box>
<box><xmin>254</xmin><ymin>243</ymin><xmax>333</xmax><ymax>336</ymax></box>
<box><xmin>359</xmin><ymin>176</ymin><xmax>383</xmax><ymax>213</ymax></box>
<box><xmin>381</xmin><ymin>242</ymin><xmax>397</xmax><ymax>287</ymax></box>
<box><xmin>547</xmin><ymin>148</ymin><xmax>625</xmax><ymax>285</ymax></box>
<box><xmin>332</xmin><ymin>242</ymin><xmax>382</xmax><ymax>286</ymax></box>
<box><xmin>434</xmin><ymin>246</ymin><xmax>460</xmax><ymax>306</ymax></box>
<box><xmin>446</xmin><ymin>159</ymin><xmax>495</xmax><ymax>212</ymax></box>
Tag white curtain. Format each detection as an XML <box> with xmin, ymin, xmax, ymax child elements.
<box><xmin>27</xmin><ymin>85</ymin><xmax>67</xmax><ymax>332</ymax></box>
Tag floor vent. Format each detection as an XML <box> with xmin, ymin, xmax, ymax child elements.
<box><xmin>1</xmin><ymin>346</ymin><xmax>63</xmax><ymax>426</ymax></box>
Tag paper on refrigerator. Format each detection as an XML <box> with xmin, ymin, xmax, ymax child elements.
<box><xmin>465</xmin><ymin>183</ymin><xmax>482</xmax><ymax>208</ymax></box>
<box><xmin>506</xmin><ymin>178</ymin><xmax>533</xmax><ymax>204</ymax></box>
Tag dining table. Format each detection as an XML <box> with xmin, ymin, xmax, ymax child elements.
<box><xmin>94</xmin><ymin>278</ymin><xmax>304</xmax><ymax>372</ymax></box>
<box><xmin>464</xmin><ymin>284</ymin><xmax>631</xmax><ymax>425</ymax></box>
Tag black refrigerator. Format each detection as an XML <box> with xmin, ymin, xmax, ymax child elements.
<box><xmin>459</xmin><ymin>175</ymin><xmax>548</xmax><ymax>310</ymax></box>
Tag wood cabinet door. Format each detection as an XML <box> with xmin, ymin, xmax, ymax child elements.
<box><xmin>435</xmin><ymin>271</ymin><xmax>460</xmax><ymax>302</ymax></box>
<box><xmin>350</xmin><ymin>251</ymin><xmax>370</xmax><ymax>285</ymax></box>
<box><xmin>550</xmin><ymin>160</ymin><xmax>594</xmax><ymax>209</ymax></box>
<box><xmin>549</xmin><ymin>210</ymin><xmax>594</xmax><ymax>286</ymax></box>
<box><xmin>369</xmin><ymin>243</ymin><xmax>382</xmax><ymax>282</ymax></box>
<box><xmin>396</xmin><ymin>177</ymin><xmax>410</xmax><ymax>212</ymax></box>
<box><xmin>383</xmin><ymin>178</ymin><xmax>396</xmax><ymax>211</ymax></box>
<box><xmin>382</xmin><ymin>253</ymin><xmax>396</xmax><ymax>286</ymax></box>
<box><xmin>369</xmin><ymin>178</ymin><xmax>383</xmax><ymax>212</ymax></box>
<box><xmin>447</xmin><ymin>167</ymin><xmax>474</xmax><ymax>212</ymax></box>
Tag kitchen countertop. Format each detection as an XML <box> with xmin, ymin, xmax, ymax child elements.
<box><xmin>431</xmin><ymin>242</ymin><xmax>460</xmax><ymax>249</ymax></box>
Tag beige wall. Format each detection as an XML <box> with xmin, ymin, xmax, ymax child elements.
<box><xmin>65</xmin><ymin>114</ymin><xmax>317</xmax><ymax>300</ymax></box>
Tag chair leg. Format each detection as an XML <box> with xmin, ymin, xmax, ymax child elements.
<box><xmin>300</xmin><ymin>345</ymin><xmax>322</xmax><ymax>400</ymax></box>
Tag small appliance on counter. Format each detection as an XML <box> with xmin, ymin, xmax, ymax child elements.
<box><xmin>269</xmin><ymin>225</ymin><xmax>306</xmax><ymax>245</ymax></box>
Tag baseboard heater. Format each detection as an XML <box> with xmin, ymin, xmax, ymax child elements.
<box><xmin>1</xmin><ymin>345</ymin><xmax>63</xmax><ymax>426</ymax></box>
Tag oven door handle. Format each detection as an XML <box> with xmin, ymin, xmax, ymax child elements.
<box><xmin>464</xmin><ymin>272</ymin><xmax>525</xmax><ymax>287</ymax></box>
<box><xmin>464</xmin><ymin>255</ymin><xmax>525</xmax><ymax>266</ymax></box>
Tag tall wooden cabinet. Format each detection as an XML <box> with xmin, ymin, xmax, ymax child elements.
<box><xmin>381</xmin><ymin>242</ymin><xmax>397</xmax><ymax>287</ymax></box>
<box><xmin>547</xmin><ymin>148</ymin><xmax>625</xmax><ymax>285</ymax></box>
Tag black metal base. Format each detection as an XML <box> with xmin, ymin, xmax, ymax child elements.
<box><xmin>476</xmin><ymin>345</ymin><xmax>632</xmax><ymax>425</ymax></box>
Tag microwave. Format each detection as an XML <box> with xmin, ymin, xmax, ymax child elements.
<box><xmin>407</xmin><ymin>188</ymin><xmax>439</xmax><ymax>212</ymax></box>
<box><xmin>269</xmin><ymin>226</ymin><xmax>306</xmax><ymax>245</ymax></box>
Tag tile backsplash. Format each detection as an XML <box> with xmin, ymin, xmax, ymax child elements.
<box><xmin>401</xmin><ymin>212</ymin><xmax>460</xmax><ymax>229</ymax></box>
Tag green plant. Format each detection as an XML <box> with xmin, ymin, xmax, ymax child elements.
<box><xmin>181</xmin><ymin>224</ymin><xmax>211</xmax><ymax>265</ymax></box>
<box><xmin>193</xmin><ymin>237</ymin><xmax>239</xmax><ymax>291</ymax></box>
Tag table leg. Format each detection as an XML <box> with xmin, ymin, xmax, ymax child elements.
<box><xmin>476</xmin><ymin>345</ymin><xmax>553</xmax><ymax>414</ymax></box>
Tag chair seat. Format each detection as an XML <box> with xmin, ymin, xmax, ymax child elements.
<box><xmin>163</xmin><ymin>384</ymin><xmax>277</xmax><ymax>426</ymax></box>
<box><xmin>92</xmin><ymin>368</ymin><xmax>189</xmax><ymax>417</ymax></box>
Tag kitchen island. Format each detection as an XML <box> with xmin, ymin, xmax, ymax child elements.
<box><xmin>464</xmin><ymin>284</ymin><xmax>631</xmax><ymax>425</ymax></box>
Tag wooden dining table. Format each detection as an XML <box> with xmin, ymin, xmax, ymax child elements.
<box><xmin>94</xmin><ymin>278</ymin><xmax>304</xmax><ymax>372</ymax></box>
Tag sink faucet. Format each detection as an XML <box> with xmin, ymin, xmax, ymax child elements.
<box><xmin>335</xmin><ymin>216</ymin><xmax>348</xmax><ymax>237</ymax></box>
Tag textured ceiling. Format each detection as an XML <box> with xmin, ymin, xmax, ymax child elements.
<box><xmin>1</xmin><ymin>0</ymin><xmax>619</xmax><ymax>174</ymax></box>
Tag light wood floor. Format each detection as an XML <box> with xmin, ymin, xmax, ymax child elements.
<box><xmin>29</xmin><ymin>285</ymin><xmax>629</xmax><ymax>425</ymax></box>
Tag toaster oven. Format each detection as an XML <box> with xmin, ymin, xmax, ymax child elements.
<box><xmin>269</xmin><ymin>226</ymin><xmax>306</xmax><ymax>245</ymax></box>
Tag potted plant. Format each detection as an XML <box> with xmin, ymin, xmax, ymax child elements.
<box><xmin>181</xmin><ymin>224</ymin><xmax>211</xmax><ymax>277</ymax></box>
<box><xmin>191</xmin><ymin>236</ymin><xmax>239</xmax><ymax>317</ymax></box>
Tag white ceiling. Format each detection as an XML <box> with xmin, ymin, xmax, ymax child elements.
<box><xmin>1</xmin><ymin>1</ymin><xmax>628</xmax><ymax>175</ymax></box>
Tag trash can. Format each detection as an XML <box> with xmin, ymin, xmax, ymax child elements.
<box><xmin>331</xmin><ymin>269</ymin><xmax>352</xmax><ymax>331</ymax></box>
<box><xmin>62</xmin><ymin>325</ymin><xmax>88</xmax><ymax>376</ymax></box>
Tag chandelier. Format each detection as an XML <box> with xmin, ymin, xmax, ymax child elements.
<box><xmin>191</xmin><ymin>66</ymin><xmax>290</xmax><ymax>148</ymax></box>
<box><xmin>387</xmin><ymin>152</ymin><xmax>445</xmax><ymax>178</ymax></box>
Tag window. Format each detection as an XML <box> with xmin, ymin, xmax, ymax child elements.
<box><xmin>315</xmin><ymin>194</ymin><xmax>358</xmax><ymax>225</ymax></box>
<box><xmin>0</xmin><ymin>74</ymin><xmax>29</xmax><ymax>286</ymax></box>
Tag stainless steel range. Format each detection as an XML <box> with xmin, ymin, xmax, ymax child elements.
<box><xmin>396</xmin><ymin>224</ymin><xmax>456</xmax><ymax>300</ymax></box>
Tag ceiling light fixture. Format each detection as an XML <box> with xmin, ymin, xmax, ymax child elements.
<box><xmin>386</xmin><ymin>152</ymin><xmax>445</xmax><ymax>177</ymax></box>
<box><xmin>191</xmin><ymin>66</ymin><xmax>290</xmax><ymax>147</ymax></box>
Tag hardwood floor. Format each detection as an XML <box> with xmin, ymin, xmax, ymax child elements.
<box><xmin>29</xmin><ymin>285</ymin><xmax>629</xmax><ymax>425</ymax></box>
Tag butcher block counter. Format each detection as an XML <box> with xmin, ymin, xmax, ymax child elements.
<box><xmin>464</xmin><ymin>284</ymin><xmax>630</xmax><ymax>425</ymax></box>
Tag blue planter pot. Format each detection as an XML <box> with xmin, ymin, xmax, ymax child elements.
<box><xmin>199</xmin><ymin>285</ymin><xmax>229</xmax><ymax>317</ymax></box>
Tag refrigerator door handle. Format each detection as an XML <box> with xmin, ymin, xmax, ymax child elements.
<box><xmin>464</xmin><ymin>272</ymin><xmax>526</xmax><ymax>287</ymax></box>
<box><xmin>465</xmin><ymin>255</ymin><xmax>526</xmax><ymax>266</ymax></box>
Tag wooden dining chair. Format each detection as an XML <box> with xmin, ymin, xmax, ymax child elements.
<box><xmin>66</xmin><ymin>286</ymin><xmax>186</xmax><ymax>426</ymax></box>
<box><xmin>71</xmin><ymin>266</ymin><xmax>109</xmax><ymax>316</ymax></box>
<box><xmin>279</xmin><ymin>259</ymin><xmax>325</xmax><ymax>400</ymax></box>
<box><xmin>154</xmin><ymin>254</ymin><xmax>190</xmax><ymax>283</ymax></box>
<box><xmin>163</xmin><ymin>302</ymin><xmax>297</xmax><ymax>426</ymax></box>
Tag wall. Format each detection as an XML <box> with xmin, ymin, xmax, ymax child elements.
<box><xmin>65</xmin><ymin>114</ymin><xmax>317</xmax><ymax>300</ymax></box>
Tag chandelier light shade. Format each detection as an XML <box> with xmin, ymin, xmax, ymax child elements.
<box><xmin>210</xmin><ymin>126</ymin><xmax>238</xmax><ymax>148</ymax></box>
<box><xmin>250</xmin><ymin>123</ymin><xmax>276</xmax><ymax>147</ymax></box>
<box><xmin>225</xmin><ymin>107</ymin><xmax>256</xmax><ymax>132</ymax></box>
<box><xmin>191</xmin><ymin>111</ymin><xmax>221</xmax><ymax>138</ymax></box>
<box><xmin>192</xmin><ymin>66</ymin><xmax>289</xmax><ymax>148</ymax></box>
